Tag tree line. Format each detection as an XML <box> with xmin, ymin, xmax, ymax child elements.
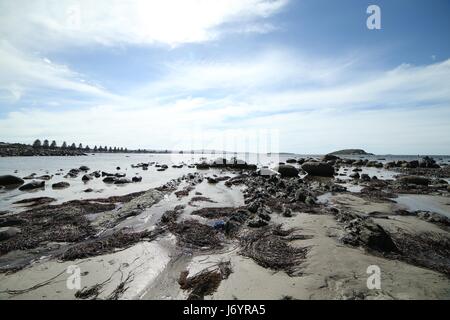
<box><xmin>32</xmin><ymin>139</ymin><xmax>128</xmax><ymax>153</ymax></box>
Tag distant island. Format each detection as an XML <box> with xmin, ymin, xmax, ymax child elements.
<box><xmin>328</xmin><ymin>149</ymin><xmax>374</xmax><ymax>156</ymax></box>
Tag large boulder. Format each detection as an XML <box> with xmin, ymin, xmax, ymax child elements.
<box><xmin>273</xmin><ymin>165</ymin><xmax>299</xmax><ymax>178</ymax></box>
<box><xmin>18</xmin><ymin>180</ymin><xmax>45</xmax><ymax>191</ymax></box>
<box><xmin>0</xmin><ymin>175</ymin><xmax>24</xmax><ymax>187</ymax></box>
<box><xmin>397</xmin><ymin>175</ymin><xmax>430</xmax><ymax>186</ymax></box>
<box><xmin>301</xmin><ymin>162</ymin><xmax>334</xmax><ymax>177</ymax></box>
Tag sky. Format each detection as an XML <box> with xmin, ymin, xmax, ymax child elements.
<box><xmin>0</xmin><ymin>0</ymin><xmax>450</xmax><ymax>154</ymax></box>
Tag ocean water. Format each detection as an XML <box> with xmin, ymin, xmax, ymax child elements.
<box><xmin>0</xmin><ymin>153</ymin><xmax>449</xmax><ymax>212</ymax></box>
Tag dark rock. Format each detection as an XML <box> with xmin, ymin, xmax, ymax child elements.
<box><xmin>52</xmin><ymin>181</ymin><xmax>70</xmax><ymax>189</ymax></box>
<box><xmin>248</xmin><ymin>218</ymin><xmax>268</xmax><ymax>228</ymax></box>
<box><xmin>286</xmin><ymin>158</ymin><xmax>297</xmax><ymax>163</ymax></box>
<box><xmin>196</xmin><ymin>162</ymin><xmax>210</xmax><ymax>170</ymax></box>
<box><xmin>282</xmin><ymin>207</ymin><xmax>292</xmax><ymax>217</ymax></box>
<box><xmin>225</xmin><ymin>220</ymin><xmax>240</xmax><ymax>236</ymax></box>
<box><xmin>274</xmin><ymin>165</ymin><xmax>299</xmax><ymax>178</ymax></box>
<box><xmin>103</xmin><ymin>176</ymin><xmax>117</xmax><ymax>183</ymax></box>
<box><xmin>84</xmin><ymin>188</ymin><xmax>94</xmax><ymax>193</ymax></box>
<box><xmin>207</xmin><ymin>177</ymin><xmax>218</xmax><ymax>184</ymax></box>
<box><xmin>92</xmin><ymin>171</ymin><xmax>101</xmax><ymax>178</ymax></box>
<box><xmin>82</xmin><ymin>174</ymin><xmax>92</xmax><ymax>181</ymax></box>
<box><xmin>419</xmin><ymin>156</ymin><xmax>439</xmax><ymax>168</ymax></box>
<box><xmin>18</xmin><ymin>180</ymin><xmax>45</xmax><ymax>191</ymax></box>
<box><xmin>0</xmin><ymin>175</ymin><xmax>24</xmax><ymax>187</ymax></box>
<box><xmin>114</xmin><ymin>178</ymin><xmax>131</xmax><ymax>184</ymax></box>
<box><xmin>35</xmin><ymin>174</ymin><xmax>52</xmax><ymax>180</ymax></box>
<box><xmin>322</xmin><ymin>154</ymin><xmax>340</xmax><ymax>162</ymax></box>
<box><xmin>397</xmin><ymin>175</ymin><xmax>430</xmax><ymax>186</ymax></box>
<box><xmin>132</xmin><ymin>176</ymin><xmax>142</xmax><ymax>183</ymax></box>
<box><xmin>408</xmin><ymin>160</ymin><xmax>419</xmax><ymax>168</ymax></box>
<box><xmin>0</xmin><ymin>216</ymin><xmax>26</xmax><ymax>227</ymax></box>
<box><xmin>79</xmin><ymin>166</ymin><xmax>90</xmax><ymax>171</ymax></box>
<box><xmin>301</xmin><ymin>162</ymin><xmax>334</xmax><ymax>177</ymax></box>
<box><xmin>349</xmin><ymin>172</ymin><xmax>360</xmax><ymax>179</ymax></box>
<box><xmin>366</xmin><ymin>161</ymin><xmax>383</xmax><ymax>168</ymax></box>
<box><xmin>360</xmin><ymin>174</ymin><xmax>370</xmax><ymax>182</ymax></box>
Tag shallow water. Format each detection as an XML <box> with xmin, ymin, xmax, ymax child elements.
<box><xmin>394</xmin><ymin>195</ymin><xmax>450</xmax><ymax>218</ymax></box>
<box><xmin>0</xmin><ymin>153</ymin><xmax>282</xmax><ymax>212</ymax></box>
<box><xmin>1</xmin><ymin>152</ymin><xmax>449</xmax><ymax>212</ymax></box>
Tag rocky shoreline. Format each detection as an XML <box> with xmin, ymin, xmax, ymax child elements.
<box><xmin>0</xmin><ymin>154</ymin><xmax>449</xmax><ymax>300</ymax></box>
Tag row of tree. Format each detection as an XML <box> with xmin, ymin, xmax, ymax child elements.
<box><xmin>32</xmin><ymin>139</ymin><xmax>128</xmax><ymax>153</ymax></box>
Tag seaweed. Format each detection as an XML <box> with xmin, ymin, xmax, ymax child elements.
<box><xmin>170</xmin><ymin>220</ymin><xmax>223</xmax><ymax>250</ymax></box>
<box><xmin>60</xmin><ymin>228</ymin><xmax>165</xmax><ymax>261</ymax></box>
<box><xmin>178</xmin><ymin>261</ymin><xmax>232</xmax><ymax>300</ymax></box>
<box><xmin>239</xmin><ymin>225</ymin><xmax>309</xmax><ymax>275</ymax></box>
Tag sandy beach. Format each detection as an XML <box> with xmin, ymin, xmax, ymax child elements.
<box><xmin>0</xmin><ymin>153</ymin><xmax>449</xmax><ymax>300</ymax></box>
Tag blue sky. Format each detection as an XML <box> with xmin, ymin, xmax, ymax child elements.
<box><xmin>1</xmin><ymin>0</ymin><xmax>449</xmax><ymax>154</ymax></box>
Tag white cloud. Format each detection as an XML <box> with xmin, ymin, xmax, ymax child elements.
<box><xmin>132</xmin><ymin>49</ymin><xmax>357</xmax><ymax>98</ymax></box>
<box><xmin>0</xmin><ymin>0</ymin><xmax>288</xmax><ymax>49</ymax></box>
<box><xmin>1</xmin><ymin>58</ymin><xmax>450</xmax><ymax>154</ymax></box>
<box><xmin>0</xmin><ymin>41</ymin><xmax>117</xmax><ymax>101</ymax></box>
